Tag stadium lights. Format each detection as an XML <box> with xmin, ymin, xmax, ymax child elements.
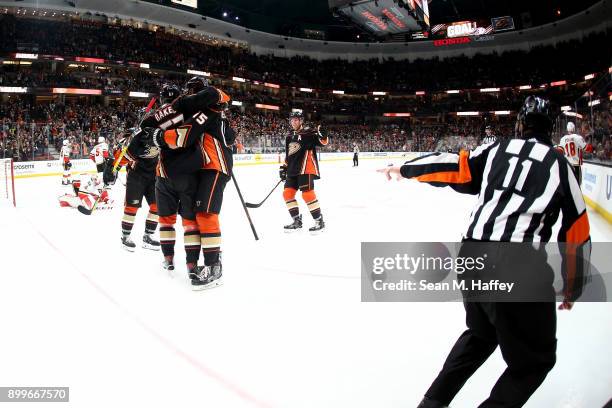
<box><xmin>332</xmin><ymin>90</ymin><xmax>345</xmax><ymax>95</ymax></box>
<box><xmin>0</xmin><ymin>87</ymin><xmax>27</xmax><ymax>93</ymax></box>
<box><xmin>372</xmin><ymin>91</ymin><xmax>387</xmax><ymax>96</ymax></box>
<box><xmin>446</xmin><ymin>90</ymin><xmax>460</xmax><ymax>94</ymax></box>
<box><xmin>232</xmin><ymin>76</ymin><xmax>246</xmax><ymax>83</ymax></box>
<box><xmin>231</xmin><ymin>100</ymin><xmax>243</xmax><ymax>107</ymax></box>
<box><xmin>480</xmin><ymin>88</ymin><xmax>500</xmax><ymax>93</ymax></box>
<box><xmin>129</xmin><ymin>91</ymin><xmax>150</xmax><ymax>98</ymax></box>
<box><xmin>584</xmin><ymin>73</ymin><xmax>595</xmax><ymax>80</ymax></box>
<box><xmin>588</xmin><ymin>99</ymin><xmax>600</xmax><ymax>107</ymax></box>
<box><xmin>264</xmin><ymin>83</ymin><xmax>280</xmax><ymax>89</ymax></box>
<box><xmin>75</xmin><ymin>57</ymin><xmax>104</xmax><ymax>63</ymax></box>
<box><xmin>550</xmin><ymin>80</ymin><xmax>567</xmax><ymax>87</ymax></box>
<box><xmin>561</xmin><ymin>106</ymin><xmax>572</xmax><ymax>112</ymax></box>
<box><xmin>140</xmin><ymin>63</ymin><xmax>150</xmax><ymax>69</ymax></box>
<box><xmin>456</xmin><ymin>111</ymin><xmax>480</xmax><ymax>116</ymax></box>
<box><xmin>14</xmin><ymin>53</ymin><xmax>38</xmax><ymax>59</ymax></box>
<box><xmin>300</xmin><ymin>88</ymin><xmax>314</xmax><ymax>93</ymax></box>
<box><xmin>187</xmin><ymin>69</ymin><xmax>211</xmax><ymax>77</ymax></box>
<box><xmin>493</xmin><ymin>111</ymin><xmax>511</xmax><ymax>115</ymax></box>
<box><xmin>256</xmin><ymin>103</ymin><xmax>280</xmax><ymax>111</ymax></box>
<box><xmin>53</xmin><ymin>88</ymin><xmax>102</xmax><ymax>95</ymax></box>
<box><xmin>519</xmin><ymin>85</ymin><xmax>532</xmax><ymax>90</ymax></box>
<box><xmin>564</xmin><ymin>112</ymin><xmax>583</xmax><ymax>119</ymax></box>
<box><xmin>415</xmin><ymin>91</ymin><xmax>426</xmax><ymax>96</ymax></box>
<box><xmin>383</xmin><ymin>113</ymin><xmax>411</xmax><ymax>117</ymax></box>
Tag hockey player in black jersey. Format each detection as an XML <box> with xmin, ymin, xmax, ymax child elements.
<box><xmin>280</xmin><ymin>111</ymin><xmax>329</xmax><ymax>233</ymax></box>
<box><xmin>147</xmin><ymin>83</ymin><xmax>203</xmax><ymax>273</ymax></box>
<box><xmin>106</xmin><ymin>126</ymin><xmax>161</xmax><ymax>252</ymax></box>
<box><xmin>379</xmin><ymin>96</ymin><xmax>591</xmax><ymax>408</ymax></box>
<box><xmin>145</xmin><ymin>76</ymin><xmax>235</xmax><ymax>290</ymax></box>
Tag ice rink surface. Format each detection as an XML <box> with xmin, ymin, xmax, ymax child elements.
<box><xmin>1</xmin><ymin>157</ymin><xmax>611</xmax><ymax>408</ymax></box>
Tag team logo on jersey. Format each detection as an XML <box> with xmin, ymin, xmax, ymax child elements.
<box><xmin>288</xmin><ymin>142</ymin><xmax>301</xmax><ymax>156</ymax></box>
<box><xmin>141</xmin><ymin>146</ymin><xmax>160</xmax><ymax>159</ymax></box>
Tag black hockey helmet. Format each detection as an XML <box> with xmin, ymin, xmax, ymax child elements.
<box><xmin>289</xmin><ymin>110</ymin><xmax>304</xmax><ymax>119</ymax></box>
<box><xmin>183</xmin><ymin>76</ymin><xmax>209</xmax><ymax>95</ymax></box>
<box><xmin>515</xmin><ymin>96</ymin><xmax>553</xmax><ymax>139</ymax></box>
<box><xmin>159</xmin><ymin>83</ymin><xmax>181</xmax><ymax>104</ymax></box>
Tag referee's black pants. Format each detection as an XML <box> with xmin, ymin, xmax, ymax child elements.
<box><xmin>424</xmin><ymin>242</ymin><xmax>557</xmax><ymax>407</ymax></box>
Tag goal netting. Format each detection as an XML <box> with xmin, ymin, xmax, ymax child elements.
<box><xmin>0</xmin><ymin>158</ymin><xmax>16</xmax><ymax>207</ymax></box>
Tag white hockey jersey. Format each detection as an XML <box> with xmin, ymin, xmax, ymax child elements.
<box><xmin>560</xmin><ymin>134</ymin><xmax>586</xmax><ymax>166</ymax></box>
<box><xmin>90</xmin><ymin>142</ymin><xmax>109</xmax><ymax>165</ymax></box>
<box><xmin>60</xmin><ymin>145</ymin><xmax>71</xmax><ymax>163</ymax></box>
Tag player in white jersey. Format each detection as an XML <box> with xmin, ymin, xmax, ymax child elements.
<box><xmin>353</xmin><ymin>143</ymin><xmax>359</xmax><ymax>167</ymax></box>
<box><xmin>59</xmin><ymin>139</ymin><xmax>72</xmax><ymax>185</ymax></box>
<box><xmin>559</xmin><ymin>122</ymin><xmax>587</xmax><ymax>184</ymax></box>
<box><xmin>89</xmin><ymin>136</ymin><xmax>109</xmax><ymax>178</ymax></box>
<box><xmin>58</xmin><ymin>173</ymin><xmax>112</xmax><ymax>211</ymax></box>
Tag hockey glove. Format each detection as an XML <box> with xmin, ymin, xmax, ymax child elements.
<box><xmin>279</xmin><ymin>164</ymin><xmax>287</xmax><ymax>181</ymax></box>
<box><xmin>103</xmin><ymin>158</ymin><xmax>118</xmax><ymax>185</ymax></box>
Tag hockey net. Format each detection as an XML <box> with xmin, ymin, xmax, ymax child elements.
<box><xmin>0</xmin><ymin>158</ymin><xmax>16</xmax><ymax>207</ymax></box>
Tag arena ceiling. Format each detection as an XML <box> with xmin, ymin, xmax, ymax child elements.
<box><xmin>193</xmin><ymin>0</ymin><xmax>603</xmax><ymax>40</ymax></box>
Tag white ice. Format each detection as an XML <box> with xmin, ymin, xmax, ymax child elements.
<box><xmin>1</xmin><ymin>157</ymin><xmax>611</xmax><ymax>408</ymax></box>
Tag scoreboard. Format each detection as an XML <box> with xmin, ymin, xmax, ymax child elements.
<box><xmin>329</xmin><ymin>0</ymin><xmax>430</xmax><ymax>37</ymax></box>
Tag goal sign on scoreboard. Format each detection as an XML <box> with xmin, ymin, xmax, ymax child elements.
<box><xmin>329</xmin><ymin>0</ymin><xmax>430</xmax><ymax>37</ymax></box>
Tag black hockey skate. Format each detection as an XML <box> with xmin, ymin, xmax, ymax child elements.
<box><xmin>191</xmin><ymin>262</ymin><xmax>223</xmax><ymax>291</ymax></box>
<box><xmin>309</xmin><ymin>215</ymin><xmax>325</xmax><ymax>234</ymax></box>
<box><xmin>162</xmin><ymin>258</ymin><xmax>175</xmax><ymax>271</ymax></box>
<box><xmin>284</xmin><ymin>214</ymin><xmax>303</xmax><ymax>233</ymax></box>
<box><xmin>142</xmin><ymin>233</ymin><xmax>160</xmax><ymax>251</ymax></box>
<box><xmin>121</xmin><ymin>235</ymin><xmax>136</xmax><ymax>252</ymax></box>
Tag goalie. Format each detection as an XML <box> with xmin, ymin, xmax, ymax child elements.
<box><xmin>58</xmin><ymin>171</ymin><xmax>113</xmax><ymax>211</ymax></box>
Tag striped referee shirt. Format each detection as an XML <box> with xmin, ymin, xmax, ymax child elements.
<box><xmin>400</xmin><ymin>136</ymin><xmax>591</xmax><ymax>300</ymax></box>
<box><xmin>482</xmin><ymin>135</ymin><xmax>497</xmax><ymax>145</ymax></box>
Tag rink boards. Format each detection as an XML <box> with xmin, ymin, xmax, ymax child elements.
<box><xmin>12</xmin><ymin>153</ymin><xmax>611</xmax><ymax>224</ymax></box>
<box><xmin>11</xmin><ymin>151</ymin><xmax>421</xmax><ymax>178</ymax></box>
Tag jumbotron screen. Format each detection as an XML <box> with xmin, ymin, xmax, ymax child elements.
<box><xmin>329</xmin><ymin>0</ymin><xmax>430</xmax><ymax>36</ymax></box>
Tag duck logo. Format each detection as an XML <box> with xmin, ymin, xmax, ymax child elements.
<box><xmin>288</xmin><ymin>142</ymin><xmax>301</xmax><ymax>156</ymax></box>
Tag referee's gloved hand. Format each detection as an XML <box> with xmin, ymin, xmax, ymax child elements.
<box><xmin>279</xmin><ymin>164</ymin><xmax>287</xmax><ymax>181</ymax></box>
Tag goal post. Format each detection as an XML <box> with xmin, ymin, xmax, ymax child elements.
<box><xmin>0</xmin><ymin>158</ymin><xmax>16</xmax><ymax>207</ymax></box>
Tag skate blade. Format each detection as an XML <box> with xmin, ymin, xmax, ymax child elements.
<box><xmin>309</xmin><ymin>228</ymin><xmax>325</xmax><ymax>235</ymax></box>
<box><xmin>284</xmin><ymin>228</ymin><xmax>302</xmax><ymax>234</ymax></box>
<box><xmin>191</xmin><ymin>277</ymin><xmax>224</xmax><ymax>291</ymax></box>
<box><xmin>163</xmin><ymin>265</ymin><xmax>176</xmax><ymax>278</ymax></box>
<box><xmin>122</xmin><ymin>245</ymin><xmax>136</xmax><ymax>252</ymax></box>
<box><xmin>142</xmin><ymin>243</ymin><xmax>161</xmax><ymax>251</ymax></box>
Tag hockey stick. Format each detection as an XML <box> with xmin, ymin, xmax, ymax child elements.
<box><xmin>77</xmin><ymin>187</ymin><xmax>108</xmax><ymax>215</ymax></box>
<box><xmin>231</xmin><ymin>172</ymin><xmax>259</xmax><ymax>241</ymax></box>
<box><xmin>245</xmin><ymin>179</ymin><xmax>283</xmax><ymax>208</ymax></box>
<box><xmin>78</xmin><ymin>97</ymin><xmax>157</xmax><ymax>215</ymax></box>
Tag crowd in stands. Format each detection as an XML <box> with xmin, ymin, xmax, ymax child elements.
<box><xmin>0</xmin><ymin>13</ymin><xmax>610</xmax><ymax>162</ymax></box>
<box><xmin>1</xmin><ymin>14</ymin><xmax>610</xmax><ymax>94</ymax></box>
<box><xmin>2</xmin><ymin>97</ymin><xmax>609</xmax><ymax>162</ymax></box>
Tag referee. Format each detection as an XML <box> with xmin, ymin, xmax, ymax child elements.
<box><xmin>482</xmin><ymin>125</ymin><xmax>497</xmax><ymax>144</ymax></box>
<box><xmin>353</xmin><ymin>143</ymin><xmax>359</xmax><ymax>167</ymax></box>
<box><xmin>379</xmin><ymin>96</ymin><xmax>591</xmax><ymax>408</ymax></box>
